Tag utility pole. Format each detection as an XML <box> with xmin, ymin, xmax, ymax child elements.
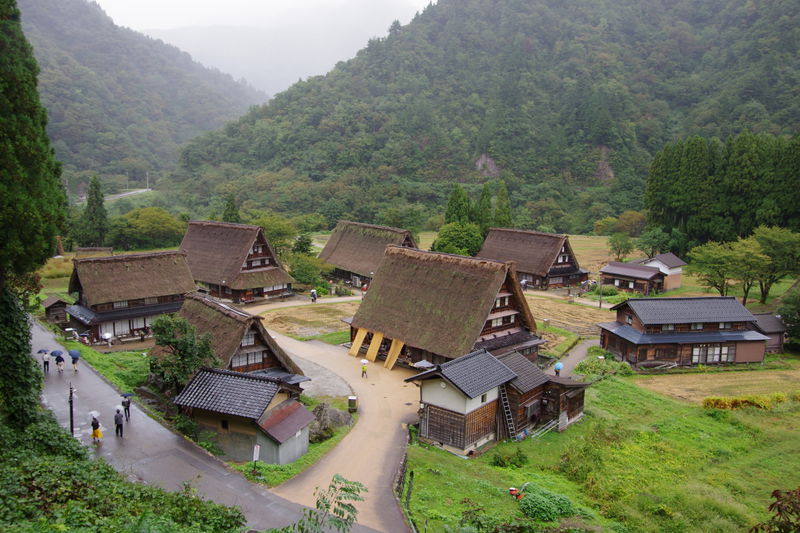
<box><xmin>69</xmin><ymin>383</ymin><xmax>75</xmax><ymax>436</ymax></box>
<box><xmin>146</xmin><ymin>171</ymin><xmax>149</xmax><ymax>189</ymax></box>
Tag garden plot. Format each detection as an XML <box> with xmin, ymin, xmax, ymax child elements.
<box><xmin>261</xmin><ymin>301</ymin><xmax>360</xmax><ymax>338</ymax></box>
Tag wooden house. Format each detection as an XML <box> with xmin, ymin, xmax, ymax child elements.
<box><xmin>599</xmin><ymin>262</ymin><xmax>665</xmax><ymax>295</ymax></box>
<box><xmin>66</xmin><ymin>251</ymin><xmax>196</xmax><ymax>343</ymax></box>
<box><xmin>751</xmin><ymin>313</ymin><xmax>787</xmax><ymax>353</ymax></box>
<box><xmin>631</xmin><ymin>253</ymin><xmax>687</xmax><ymax>290</ymax></box>
<box><xmin>150</xmin><ymin>293</ymin><xmax>307</xmax><ymax>381</ymax></box>
<box><xmin>174</xmin><ymin>368</ymin><xmax>315</xmax><ymax>464</ymax></box>
<box><xmin>347</xmin><ymin>246</ymin><xmax>543</xmax><ymax>369</ymax></box>
<box><xmin>318</xmin><ymin>220</ymin><xmax>416</xmax><ymax>288</ymax></box>
<box><xmin>598</xmin><ymin>297</ymin><xmax>768</xmax><ymax>367</ymax></box>
<box><xmin>476</xmin><ymin>228</ymin><xmax>588</xmax><ymax>289</ymax></box>
<box><xmin>180</xmin><ymin>221</ymin><xmax>294</xmax><ymax>303</ymax></box>
<box><xmin>42</xmin><ymin>295</ymin><xmax>69</xmax><ymax>324</ymax></box>
<box><xmin>405</xmin><ymin>349</ymin><xmax>588</xmax><ymax>455</ymax></box>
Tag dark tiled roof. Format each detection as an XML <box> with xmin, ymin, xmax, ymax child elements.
<box><xmin>406</xmin><ymin>349</ymin><xmax>517</xmax><ymax>399</ymax></box>
<box><xmin>174</xmin><ymin>368</ymin><xmax>280</xmax><ymax>419</ymax></box>
<box><xmin>600</xmin><ymin>262</ymin><xmax>662</xmax><ymax>280</ymax></box>
<box><xmin>473</xmin><ymin>330</ymin><xmax>545</xmax><ymax>353</ymax></box>
<box><xmin>598</xmin><ymin>321</ymin><xmax>769</xmax><ymax>344</ymax></box>
<box><xmin>612</xmin><ymin>297</ymin><xmax>758</xmax><ymax>324</ymax></box>
<box><xmin>496</xmin><ymin>351</ymin><xmax>549</xmax><ymax>393</ymax></box>
<box><xmin>42</xmin><ymin>295</ymin><xmax>67</xmax><ymax>308</ymax></box>
<box><xmin>258</xmin><ymin>400</ymin><xmax>316</xmax><ymax>444</ymax></box>
<box><xmin>67</xmin><ymin>301</ymin><xmax>184</xmax><ymax>326</ymax></box>
<box><xmin>647</xmin><ymin>253</ymin><xmax>687</xmax><ymax>268</ymax></box>
<box><xmin>752</xmin><ymin>313</ymin><xmax>786</xmax><ymax>334</ymax></box>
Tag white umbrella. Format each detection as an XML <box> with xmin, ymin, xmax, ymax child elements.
<box><xmin>360</xmin><ymin>359</ymin><xmax>369</xmax><ymax>364</ymax></box>
<box><xmin>89</xmin><ymin>410</ymin><xmax>100</xmax><ymax>419</ymax></box>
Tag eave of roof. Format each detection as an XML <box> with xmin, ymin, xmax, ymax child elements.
<box><xmin>611</xmin><ymin>297</ymin><xmax>758</xmax><ymax>324</ymax></box>
<box><xmin>598</xmin><ymin>321</ymin><xmax>769</xmax><ymax>344</ymax></box>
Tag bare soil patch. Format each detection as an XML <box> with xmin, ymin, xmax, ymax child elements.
<box><xmin>635</xmin><ymin>370</ymin><xmax>800</xmax><ymax>403</ymax></box>
<box><xmin>261</xmin><ymin>301</ymin><xmax>360</xmax><ymax>337</ymax></box>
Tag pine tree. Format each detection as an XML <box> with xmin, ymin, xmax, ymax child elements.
<box><xmin>81</xmin><ymin>176</ymin><xmax>107</xmax><ymax>246</ymax></box>
<box><xmin>475</xmin><ymin>183</ymin><xmax>493</xmax><ymax>236</ymax></box>
<box><xmin>0</xmin><ymin>0</ymin><xmax>65</xmax><ymax>429</ymax></box>
<box><xmin>221</xmin><ymin>194</ymin><xmax>241</xmax><ymax>223</ymax></box>
<box><xmin>493</xmin><ymin>181</ymin><xmax>512</xmax><ymax>228</ymax></box>
<box><xmin>444</xmin><ymin>184</ymin><xmax>470</xmax><ymax>224</ymax></box>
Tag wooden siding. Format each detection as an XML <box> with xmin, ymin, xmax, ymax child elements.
<box><xmin>464</xmin><ymin>401</ymin><xmax>497</xmax><ymax>448</ymax></box>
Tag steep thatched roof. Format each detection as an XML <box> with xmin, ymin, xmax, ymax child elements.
<box><xmin>75</xmin><ymin>247</ymin><xmax>113</xmax><ymax>258</ymax></box>
<box><xmin>477</xmin><ymin>228</ymin><xmax>576</xmax><ymax>277</ymax></box>
<box><xmin>318</xmin><ymin>220</ymin><xmax>416</xmax><ymax>277</ymax></box>
<box><xmin>150</xmin><ymin>293</ymin><xmax>303</xmax><ymax>376</ymax></box>
<box><xmin>69</xmin><ymin>251</ymin><xmax>195</xmax><ymax>306</ymax></box>
<box><xmin>351</xmin><ymin>246</ymin><xmax>536</xmax><ymax>359</ymax></box>
<box><xmin>179</xmin><ymin>221</ymin><xmax>293</xmax><ymax>288</ymax></box>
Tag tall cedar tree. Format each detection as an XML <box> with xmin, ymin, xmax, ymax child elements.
<box><xmin>221</xmin><ymin>194</ymin><xmax>241</xmax><ymax>223</ymax></box>
<box><xmin>474</xmin><ymin>183</ymin><xmax>493</xmax><ymax>236</ymax></box>
<box><xmin>81</xmin><ymin>175</ymin><xmax>107</xmax><ymax>246</ymax></box>
<box><xmin>493</xmin><ymin>181</ymin><xmax>512</xmax><ymax>228</ymax></box>
<box><xmin>0</xmin><ymin>0</ymin><xmax>64</xmax><ymax>429</ymax></box>
<box><xmin>444</xmin><ymin>184</ymin><xmax>471</xmax><ymax>224</ymax></box>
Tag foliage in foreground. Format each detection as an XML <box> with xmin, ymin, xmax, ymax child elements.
<box><xmin>573</xmin><ymin>347</ymin><xmax>633</xmax><ymax>380</ymax></box>
<box><xmin>150</xmin><ymin>314</ymin><xmax>219</xmax><ymax>396</ymax></box>
<box><xmin>0</xmin><ymin>412</ymin><xmax>245</xmax><ymax>532</ymax></box>
<box><xmin>750</xmin><ymin>487</ymin><xmax>800</xmax><ymax>533</ymax></box>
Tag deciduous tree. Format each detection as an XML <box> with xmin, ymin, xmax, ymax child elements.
<box><xmin>608</xmin><ymin>233</ymin><xmax>633</xmax><ymax>261</ymax></box>
<box><xmin>686</xmin><ymin>242</ymin><xmax>736</xmax><ymax>296</ymax></box>
<box><xmin>637</xmin><ymin>227</ymin><xmax>671</xmax><ymax>258</ymax></box>
<box><xmin>430</xmin><ymin>222</ymin><xmax>484</xmax><ymax>256</ymax></box>
<box><xmin>728</xmin><ymin>237</ymin><xmax>769</xmax><ymax>305</ymax></box>
<box><xmin>150</xmin><ymin>315</ymin><xmax>219</xmax><ymax>396</ymax></box>
<box><xmin>751</xmin><ymin>226</ymin><xmax>800</xmax><ymax>304</ymax></box>
<box><xmin>778</xmin><ymin>289</ymin><xmax>800</xmax><ymax>343</ymax></box>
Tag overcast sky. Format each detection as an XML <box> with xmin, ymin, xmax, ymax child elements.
<box><xmin>92</xmin><ymin>0</ymin><xmax>435</xmax><ymax>94</ymax></box>
<box><xmin>93</xmin><ymin>0</ymin><xmax>432</xmax><ymax>31</ymax></box>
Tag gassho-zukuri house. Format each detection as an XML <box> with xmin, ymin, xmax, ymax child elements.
<box><xmin>66</xmin><ymin>251</ymin><xmax>196</xmax><ymax>343</ymax></box>
<box><xmin>174</xmin><ymin>368</ymin><xmax>315</xmax><ymax>465</ymax></box>
<box><xmin>180</xmin><ymin>221</ymin><xmax>294</xmax><ymax>303</ymax></box>
<box><xmin>598</xmin><ymin>297</ymin><xmax>769</xmax><ymax>367</ymax></box>
<box><xmin>405</xmin><ymin>349</ymin><xmax>588</xmax><ymax>455</ymax></box>
<box><xmin>318</xmin><ymin>220</ymin><xmax>416</xmax><ymax>288</ymax></box>
<box><xmin>477</xmin><ymin>228</ymin><xmax>588</xmax><ymax>289</ymax></box>
<box><xmin>150</xmin><ymin>292</ymin><xmax>307</xmax><ymax>382</ymax></box>
<box><xmin>346</xmin><ymin>246</ymin><xmax>544</xmax><ymax>369</ymax></box>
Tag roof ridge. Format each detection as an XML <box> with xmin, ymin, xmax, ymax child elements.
<box><xmin>487</xmin><ymin>227</ymin><xmax>566</xmax><ymax>239</ymax></box>
<box><xmin>629</xmin><ymin>296</ymin><xmax>738</xmax><ymax>302</ymax></box>
<box><xmin>187</xmin><ymin>220</ymin><xmax>260</xmax><ymax>231</ymax></box>
<box><xmin>198</xmin><ymin>366</ymin><xmax>282</xmax><ymax>384</ymax></box>
<box><xmin>184</xmin><ymin>293</ymin><xmax>252</xmax><ymax>322</ymax></box>
<box><xmin>73</xmin><ymin>250</ymin><xmax>186</xmax><ymax>263</ymax></box>
<box><xmin>385</xmin><ymin>245</ymin><xmax>510</xmax><ymax>269</ymax></box>
<box><xmin>337</xmin><ymin>220</ymin><xmax>410</xmax><ymax>235</ymax></box>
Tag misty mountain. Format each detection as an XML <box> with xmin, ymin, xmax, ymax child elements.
<box><xmin>18</xmin><ymin>0</ymin><xmax>266</xmax><ymax>189</ymax></box>
<box><xmin>168</xmin><ymin>0</ymin><xmax>799</xmax><ymax>232</ymax></box>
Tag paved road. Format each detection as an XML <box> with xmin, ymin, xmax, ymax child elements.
<box><xmin>32</xmin><ymin>320</ymin><xmax>383</xmax><ymax>532</ymax></box>
<box><xmin>271</xmin><ymin>332</ymin><xmax>417</xmax><ymax>533</ymax></box>
<box><xmin>545</xmin><ymin>338</ymin><xmax>600</xmax><ymax>377</ymax></box>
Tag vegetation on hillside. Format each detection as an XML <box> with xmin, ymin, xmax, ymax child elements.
<box><xmin>163</xmin><ymin>0</ymin><xmax>798</xmax><ymax>231</ymax></box>
<box><xmin>18</xmin><ymin>0</ymin><xmax>265</xmax><ymax>194</ymax></box>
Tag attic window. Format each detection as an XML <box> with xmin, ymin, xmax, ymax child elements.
<box><xmin>251</xmin><ymin>259</ymin><xmax>261</xmax><ymax>267</ymax></box>
<box><xmin>252</xmin><ymin>245</ymin><xmax>262</xmax><ymax>254</ymax></box>
<box><xmin>113</xmin><ymin>300</ymin><xmax>128</xmax><ymax>309</ymax></box>
<box><xmin>625</xmin><ymin>314</ymin><xmax>632</xmax><ymax>325</ymax></box>
<box><xmin>662</xmin><ymin>324</ymin><xmax>675</xmax><ymax>331</ymax></box>
<box><xmin>144</xmin><ymin>296</ymin><xmax>158</xmax><ymax>305</ymax></box>
<box><xmin>242</xmin><ymin>332</ymin><xmax>255</xmax><ymax>346</ymax></box>
<box><xmin>480</xmin><ymin>393</ymin><xmax>487</xmax><ymax>403</ymax></box>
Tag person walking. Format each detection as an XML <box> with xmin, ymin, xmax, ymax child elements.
<box><xmin>70</xmin><ymin>351</ymin><xmax>79</xmax><ymax>372</ymax></box>
<box><xmin>121</xmin><ymin>397</ymin><xmax>131</xmax><ymax>421</ymax></box>
<box><xmin>114</xmin><ymin>409</ymin><xmax>124</xmax><ymax>438</ymax></box>
<box><xmin>91</xmin><ymin>416</ymin><xmax>103</xmax><ymax>443</ymax></box>
<box><xmin>554</xmin><ymin>361</ymin><xmax>563</xmax><ymax>377</ymax></box>
<box><xmin>41</xmin><ymin>350</ymin><xmax>50</xmax><ymax>373</ymax></box>
<box><xmin>310</xmin><ymin>288</ymin><xmax>317</xmax><ymax>303</ymax></box>
<box><xmin>361</xmin><ymin>362</ymin><xmax>368</xmax><ymax>379</ymax></box>
<box><xmin>54</xmin><ymin>353</ymin><xmax>65</xmax><ymax>373</ymax></box>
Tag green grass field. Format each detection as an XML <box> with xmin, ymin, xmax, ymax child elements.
<box><xmin>61</xmin><ymin>341</ymin><xmax>149</xmax><ymax>393</ymax></box>
<box><xmin>404</xmin><ymin>377</ymin><xmax>800</xmax><ymax>532</ymax></box>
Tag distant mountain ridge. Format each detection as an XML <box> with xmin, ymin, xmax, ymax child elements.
<box><xmin>168</xmin><ymin>0</ymin><xmax>799</xmax><ymax>233</ymax></box>
<box><xmin>19</xmin><ymin>0</ymin><xmax>266</xmax><ymax>188</ymax></box>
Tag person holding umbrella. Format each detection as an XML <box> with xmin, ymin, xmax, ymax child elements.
<box><xmin>69</xmin><ymin>349</ymin><xmax>80</xmax><ymax>372</ymax></box>
<box><xmin>554</xmin><ymin>361</ymin><xmax>564</xmax><ymax>377</ymax></box>
<box><xmin>360</xmin><ymin>359</ymin><xmax>368</xmax><ymax>379</ymax></box>
<box><xmin>38</xmin><ymin>349</ymin><xmax>50</xmax><ymax>373</ymax></box>
<box><xmin>121</xmin><ymin>393</ymin><xmax>133</xmax><ymax>421</ymax></box>
<box><xmin>90</xmin><ymin>412</ymin><xmax>103</xmax><ymax>443</ymax></box>
<box><xmin>52</xmin><ymin>350</ymin><xmax>65</xmax><ymax>373</ymax></box>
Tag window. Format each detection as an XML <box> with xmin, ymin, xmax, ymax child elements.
<box><xmin>494</xmin><ymin>296</ymin><xmax>508</xmax><ymax>309</ymax></box>
<box><xmin>692</xmin><ymin>346</ymin><xmax>703</xmax><ymax>363</ymax></box>
<box><xmin>625</xmin><ymin>314</ymin><xmax>633</xmax><ymax>325</ymax></box>
<box><xmin>614</xmin><ymin>279</ymin><xmax>620</xmax><ymax>287</ymax></box>
<box><xmin>144</xmin><ymin>296</ymin><xmax>158</xmax><ymax>305</ymax></box>
<box><xmin>252</xmin><ymin>245</ymin><xmax>262</xmax><ymax>254</ymax></box>
<box><xmin>662</xmin><ymin>324</ymin><xmax>675</xmax><ymax>331</ymax></box>
<box><xmin>113</xmin><ymin>300</ymin><xmax>128</xmax><ymax>309</ymax></box>
<box><xmin>691</xmin><ymin>323</ymin><xmax>703</xmax><ymax>330</ymax></box>
<box><xmin>242</xmin><ymin>332</ymin><xmax>255</xmax><ymax>346</ymax></box>
<box><xmin>221</xmin><ymin>419</ymin><xmax>229</xmax><ymax>430</ymax></box>
<box><xmin>251</xmin><ymin>259</ymin><xmax>261</xmax><ymax>267</ymax></box>
<box><xmin>628</xmin><ymin>281</ymin><xmax>634</xmax><ymax>289</ymax></box>
<box><xmin>708</xmin><ymin>345</ymin><xmax>721</xmax><ymax>363</ymax></box>
<box><xmin>491</xmin><ymin>318</ymin><xmax>503</xmax><ymax>328</ymax></box>
<box><xmin>480</xmin><ymin>393</ymin><xmax>487</xmax><ymax>403</ymax></box>
<box><xmin>655</xmin><ymin>347</ymin><xmax>677</xmax><ymax>359</ymax></box>
<box><xmin>560</xmin><ymin>254</ymin><xmax>569</xmax><ymax>263</ymax></box>
<box><xmin>721</xmin><ymin>346</ymin><xmax>730</xmax><ymax>362</ymax></box>
<box><xmin>719</xmin><ymin>322</ymin><xmax>731</xmax><ymax>329</ymax></box>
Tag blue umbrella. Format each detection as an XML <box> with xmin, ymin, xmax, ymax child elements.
<box><xmin>68</xmin><ymin>350</ymin><xmax>81</xmax><ymax>359</ymax></box>
<box><xmin>37</xmin><ymin>349</ymin><xmax>49</xmax><ymax>354</ymax></box>
<box><xmin>554</xmin><ymin>362</ymin><xmax>564</xmax><ymax>371</ymax></box>
<box><xmin>50</xmin><ymin>350</ymin><xmax>63</xmax><ymax>357</ymax></box>
<box><xmin>120</xmin><ymin>393</ymin><xmax>134</xmax><ymax>398</ymax></box>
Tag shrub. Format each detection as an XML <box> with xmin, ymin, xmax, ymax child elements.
<box><xmin>173</xmin><ymin>414</ymin><xmax>198</xmax><ymax>440</ymax></box>
<box><xmin>793</xmin><ymin>391</ymin><xmax>800</xmax><ymax>402</ymax></box>
<box><xmin>574</xmin><ymin>354</ymin><xmax>633</xmax><ymax>380</ymax></box>
<box><xmin>591</xmin><ymin>285</ymin><xmax>618</xmax><ymax>296</ymax></box>
<box><xmin>334</xmin><ymin>285</ymin><xmax>354</xmax><ymax>296</ymax></box>
<box><xmin>518</xmin><ymin>485</ymin><xmax>575</xmax><ymax>522</ymax></box>
<box><xmin>702</xmin><ymin>393</ymin><xmax>788</xmax><ymax>410</ymax></box>
<box><xmin>197</xmin><ymin>431</ymin><xmax>223</xmax><ymax>455</ymax></box>
<box><xmin>490</xmin><ymin>448</ymin><xmax>530</xmax><ymax>468</ymax></box>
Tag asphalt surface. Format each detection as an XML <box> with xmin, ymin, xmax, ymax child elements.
<box><xmin>545</xmin><ymin>338</ymin><xmax>600</xmax><ymax>377</ymax></box>
<box><xmin>32</xmin><ymin>320</ymin><xmax>384</xmax><ymax>532</ymax></box>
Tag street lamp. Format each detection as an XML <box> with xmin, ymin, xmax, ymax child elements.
<box><xmin>69</xmin><ymin>383</ymin><xmax>76</xmax><ymax>436</ymax></box>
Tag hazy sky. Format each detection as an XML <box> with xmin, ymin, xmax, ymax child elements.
<box><xmin>92</xmin><ymin>0</ymin><xmax>435</xmax><ymax>94</ymax></box>
<box><xmin>92</xmin><ymin>0</ymin><xmax>432</xmax><ymax>31</ymax></box>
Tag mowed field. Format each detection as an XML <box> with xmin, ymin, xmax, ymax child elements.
<box><xmin>525</xmin><ymin>293</ymin><xmax>613</xmax><ymax>333</ymax></box>
<box><xmin>634</xmin><ymin>367</ymin><xmax>800</xmax><ymax>403</ymax></box>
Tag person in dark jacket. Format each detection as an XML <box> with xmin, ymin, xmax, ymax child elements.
<box><xmin>54</xmin><ymin>353</ymin><xmax>65</xmax><ymax>373</ymax></box>
<box><xmin>114</xmin><ymin>409</ymin><xmax>124</xmax><ymax>437</ymax></box>
<box><xmin>91</xmin><ymin>416</ymin><xmax>102</xmax><ymax>442</ymax></box>
<box><xmin>121</xmin><ymin>397</ymin><xmax>131</xmax><ymax>421</ymax></box>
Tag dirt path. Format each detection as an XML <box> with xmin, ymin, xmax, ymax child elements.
<box><xmin>271</xmin><ymin>331</ymin><xmax>417</xmax><ymax>533</ymax></box>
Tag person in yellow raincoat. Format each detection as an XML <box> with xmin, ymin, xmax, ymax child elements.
<box><xmin>91</xmin><ymin>416</ymin><xmax>103</xmax><ymax>442</ymax></box>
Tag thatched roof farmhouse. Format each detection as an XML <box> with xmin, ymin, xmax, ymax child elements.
<box><xmin>348</xmin><ymin>246</ymin><xmax>542</xmax><ymax>369</ymax></box>
<box><xmin>180</xmin><ymin>221</ymin><xmax>293</xmax><ymax>303</ymax></box>
<box><xmin>318</xmin><ymin>220</ymin><xmax>416</xmax><ymax>286</ymax></box>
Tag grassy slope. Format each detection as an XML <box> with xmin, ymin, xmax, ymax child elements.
<box><xmin>405</xmin><ymin>377</ymin><xmax>800</xmax><ymax>532</ymax></box>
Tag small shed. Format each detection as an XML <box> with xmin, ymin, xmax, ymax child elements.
<box><xmin>42</xmin><ymin>295</ymin><xmax>69</xmax><ymax>324</ymax></box>
<box><xmin>600</xmin><ymin>262</ymin><xmax>664</xmax><ymax>295</ymax></box>
<box><xmin>751</xmin><ymin>313</ymin><xmax>787</xmax><ymax>353</ymax></box>
<box><xmin>174</xmin><ymin>368</ymin><xmax>314</xmax><ymax>464</ymax></box>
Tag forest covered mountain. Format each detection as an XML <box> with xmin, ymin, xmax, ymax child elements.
<box><xmin>18</xmin><ymin>0</ymin><xmax>266</xmax><ymax>193</ymax></box>
<box><xmin>166</xmin><ymin>0</ymin><xmax>799</xmax><ymax>232</ymax></box>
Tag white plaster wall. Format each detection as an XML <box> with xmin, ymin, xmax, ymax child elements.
<box><xmin>464</xmin><ymin>388</ymin><xmax>498</xmax><ymax>413</ymax></box>
<box><xmin>421</xmin><ymin>379</ymin><xmax>468</xmax><ymax>413</ymax></box>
